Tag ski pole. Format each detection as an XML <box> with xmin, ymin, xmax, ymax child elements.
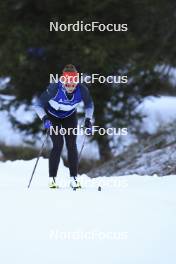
<box><xmin>27</xmin><ymin>130</ymin><xmax>49</xmax><ymax>189</ymax></box>
<box><xmin>78</xmin><ymin>134</ymin><xmax>86</xmax><ymax>163</ymax></box>
<box><xmin>78</xmin><ymin>125</ymin><xmax>92</xmax><ymax>162</ymax></box>
<box><xmin>78</xmin><ymin>128</ymin><xmax>102</xmax><ymax>191</ymax></box>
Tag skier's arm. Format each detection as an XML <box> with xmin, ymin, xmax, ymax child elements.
<box><xmin>80</xmin><ymin>84</ymin><xmax>94</xmax><ymax>120</ymax></box>
<box><xmin>34</xmin><ymin>83</ymin><xmax>58</xmax><ymax>120</ymax></box>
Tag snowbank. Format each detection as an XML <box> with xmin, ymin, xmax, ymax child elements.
<box><xmin>137</xmin><ymin>96</ymin><xmax>176</xmax><ymax>134</ymax></box>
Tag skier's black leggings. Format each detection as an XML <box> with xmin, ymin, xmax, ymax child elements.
<box><xmin>47</xmin><ymin>111</ymin><xmax>78</xmax><ymax>178</ymax></box>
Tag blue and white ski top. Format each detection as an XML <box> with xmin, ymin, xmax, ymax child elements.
<box><xmin>34</xmin><ymin>81</ymin><xmax>94</xmax><ymax>119</ymax></box>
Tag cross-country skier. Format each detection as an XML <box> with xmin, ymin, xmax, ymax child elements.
<box><xmin>34</xmin><ymin>64</ymin><xmax>94</xmax><ymax>189</ymax></box>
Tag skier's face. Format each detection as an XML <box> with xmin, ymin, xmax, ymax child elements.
<box><xmin>60</xmin><ymin>72</ymin><xmax>79</xmax><ymax>93</ymax></box>
<box><xmin>64</xmin><ymin>82</ymin><xmax>77</xmax><ymax>93</ymax></box>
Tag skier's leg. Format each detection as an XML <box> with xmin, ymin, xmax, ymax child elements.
<box><xmin>65</xmin><ymin>132</ymin><xmax>78</xmax><ymax>177</ymax></box>
<box><xmin>49</xmin><ymin>124</ymin><xmax>64</xmax><ymax>178</ymax></box>
<box><xmin>63</xmin><ymin>112</ymin><xmax>78</xmax><ymax>178</ymax></box>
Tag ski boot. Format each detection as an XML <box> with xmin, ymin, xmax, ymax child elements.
<box><xmin>49</xmin><ymin>177</ymin><xmax>59</xmax><ymax>189</ymax></box>
<box><xmin>70</xmin><ymin>176</ymin><xmax>81</xmax><ymax>190</ymax></box>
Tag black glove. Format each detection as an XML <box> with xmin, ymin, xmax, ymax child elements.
<box><xmin>84</xmin><ymin>118</ymin><xmax>92</xmax><ymax>129</ymax></box>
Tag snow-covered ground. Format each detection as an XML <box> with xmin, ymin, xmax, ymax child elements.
<box><xmin>0</xmin><ymin>158</ymin><xmax>176</xmax><ymax>264</ymax></box>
